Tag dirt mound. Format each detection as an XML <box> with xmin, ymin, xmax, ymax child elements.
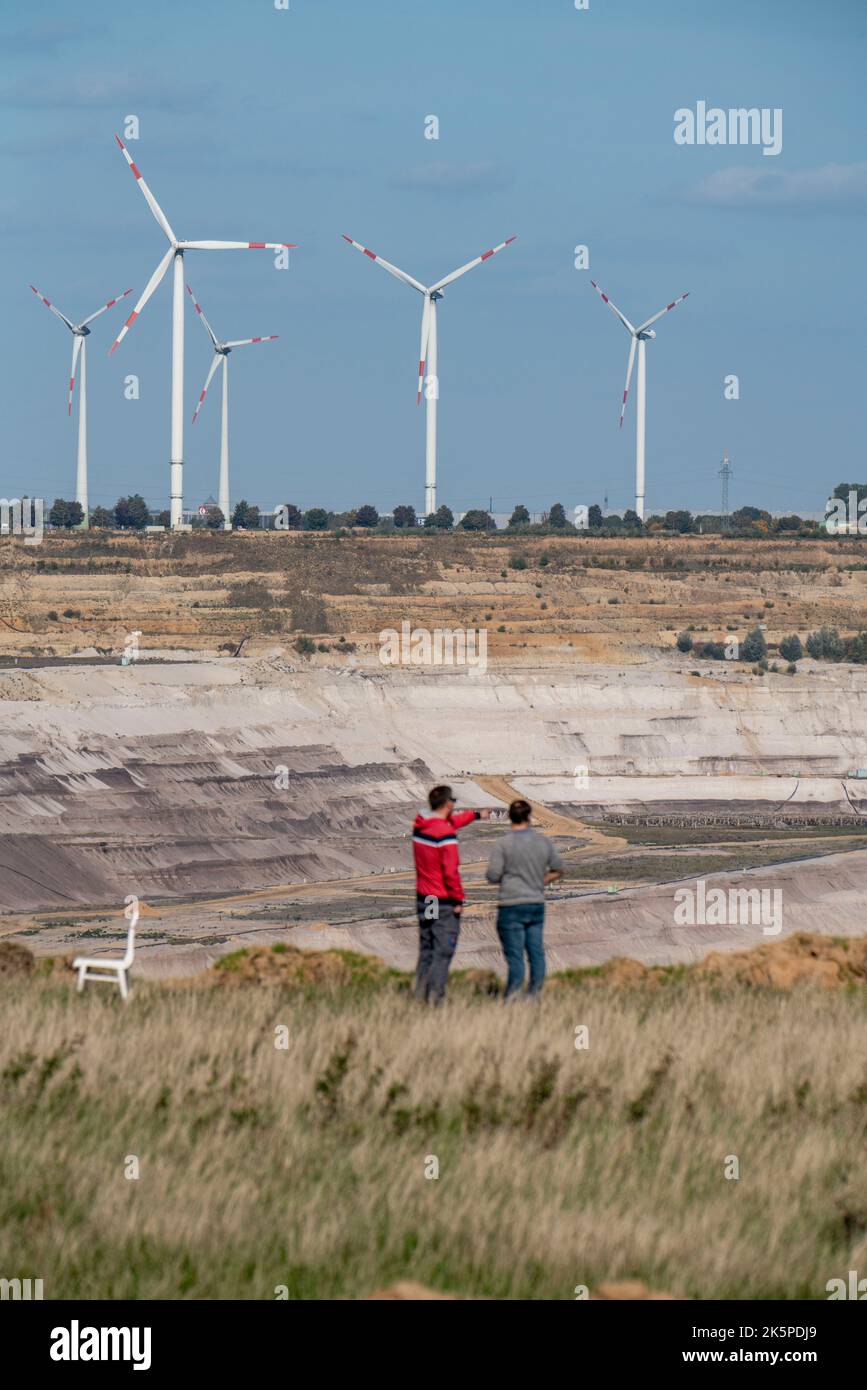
<box><xmin>0</xmin><ymin>939</ymin><xmax>35</xmax><ymax>978</ymax></box>
<box><xmin>601</xmin><ymin>957</ymin><xmax>657</xmax><ymax>989</ymax></box>
<box><xmin>212</xmin><ymin>944</ymin><xmax>392</xmax><ymax>990</ymax></box>
<box><xmin>695</xmin><ymin>932</ymin><xmax>867</xmax><ymax>990</ymax></box>
<box><xmin>210</xmin><ymin>933</ymin><xmax>867</xmax><ymax>994</ymax></box>
<box><xmin>556</xmin><ymin>932</ymin><xmax>867</xmax><ymax>991</ymax></box>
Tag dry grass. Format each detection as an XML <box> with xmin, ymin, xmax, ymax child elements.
<box><xmin>1</xmin><ymin>958</ymin><xmax>866</xmax><ymax>1299</ymax></box>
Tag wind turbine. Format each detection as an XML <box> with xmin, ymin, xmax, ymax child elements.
<box><xmin>342</xmin><ymin>234</ymin><xmax>516</xmax><ymax>516</ymax></box>
<box><xmin>28</xmin><ymin>283</ymin><xmax>132</xmax><ymax>526</ymax></box>
<box><xmin>186</xmin><ymin>283</ymin><xmax>278</xmax><ymax>529</ymax></box>
<box><xmin>110</xmin><ymin>135</ymin><xmax>295</xmax><ymax>530</ymax></box>
<box><xmin>590</xmin><ymin>280</ymin><xmax>689</xmax><ymax>521</ymax></box>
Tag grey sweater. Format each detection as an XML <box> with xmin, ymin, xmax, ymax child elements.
<box><xmin>485</xmin><ymin>827</ymin><xmax>564</xmax><ymax>905</ymax></box>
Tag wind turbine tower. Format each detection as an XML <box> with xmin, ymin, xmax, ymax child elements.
<box><xmin>342</xmin><ymin>234</ymin><xmax>516</xmax><ymax>516</ymax></box>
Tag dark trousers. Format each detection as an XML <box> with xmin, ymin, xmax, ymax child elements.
<box><xmin>496</xmin><ymin>902</ymin><xmax>546</xmax><ymax>998</ymax></box>
<box><xmin>415</xmin><ymin>898</ymin><xmax>460</xmax><ymax>1004</ymax></box>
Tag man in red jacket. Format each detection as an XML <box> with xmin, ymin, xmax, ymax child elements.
<box><xmin>412</xmin><ymin>784</ymin><xmax>490</xmax><ymax>1004</ymax></box>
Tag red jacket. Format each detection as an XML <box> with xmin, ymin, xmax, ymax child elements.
<box><xmin>412</xmin><ymin>809</ymin><xmax>479</xmax><ymax>903</ymax></box>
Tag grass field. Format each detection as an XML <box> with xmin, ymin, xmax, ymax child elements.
<box><xmin>2</xmin><ymin>948</ymin><xmax>865</xmax><ymax>1300</ymax></box>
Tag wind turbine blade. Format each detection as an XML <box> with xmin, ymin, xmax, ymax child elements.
<box><xmin>115</xmin><ymin>135</ymin><xmax>177</xmax><ymax>244</ymax></box>
<box><xmin>429</xmin><ymin>236</ymin><xmax>516</xmax><ymax>293</ymax></box>
<box><xmin>192</xmin><ymin>353</ymin><xmax>223</xmax><ymax>424</ymax></box>
<box><xmin>620</xmin><ymin>336</ymin><xmax>637</xmax><ymax>429</ymax></box>
<box><xmin>635</xmin><ymin>292</ymin><xmax>690</xmax><ymax>335</ymax></box>
<box><xmin>68</xmin><ymin>335</ymin><xmax>83</xmax><ymax>415</ymax></box>
<box><xmin>341</xmin><ymin>235</ymin><xmax>426</xmax><ymax>293</ymax></box>
<box><xmin>79</xmin><ymin>288</ymin><xmax>134</xmax><ymax>328</ymax></box>
<box><xmin>29</xmin><ymin>284</ymin><xmax>75</xmax><ymax>331</ymax></box>
<box><xmin>108</xmin><ymin>247</ymin><xmax>174</xmax><ymax>354</ymax></box>
<box><xmin>186</xmin><ymin>283</ymin><xmax>220</xmax><ymax>349</ymax></box>
<box><xmin>590</xmin><ymin>280</ymin><xmax>636</xmax><ymax>334</ymax></box>
<box><xmin>417</xmin><ymin>296</ymin><xmax>431</xmax><ymax>405</ymax></box>
<box><xmin>222</xmin><ymin>336</ymin><xmax>279</xmax><ymax>348</ymax></box>
<box><xmin>180</xmin><ymin>241</ymin><xmax>296</xmax><ymax>251</ymax></box>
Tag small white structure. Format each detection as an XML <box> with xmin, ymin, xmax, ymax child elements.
<box><xmin>74</xmin><ymin>894</ymin><xmax>138</xmax><ymax>1000</ymax></box>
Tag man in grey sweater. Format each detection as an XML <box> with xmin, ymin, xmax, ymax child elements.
<box><xmin>485</xmin><ymin>799</ymin><xmax>564</xmax><ymax>998</ymax></box>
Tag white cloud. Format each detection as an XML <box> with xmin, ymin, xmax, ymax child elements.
<box><xmin>683</xmin><ymin>162</ymin><xmax>867</xmax><ymax>209</ymax></box>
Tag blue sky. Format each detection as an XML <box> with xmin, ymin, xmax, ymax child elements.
<box><xmin>1</xmin><ymin>0</ymin><xmax>865</xmax><ymax>518</ymax></box>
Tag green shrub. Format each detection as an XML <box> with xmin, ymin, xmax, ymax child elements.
<box><xmin>741</xmin><ymin>627</ymin><xmax>767</xmax><ymax>663</ymax></box>
<box><xmin>806</xmin><ymin>626</ymin><xmax>844</xmax><ymax>661</ymax></box>
<box><xmin>779</xmin><ymin>634</ymin><xmax>803</xmax><ymax>663</ymax></box>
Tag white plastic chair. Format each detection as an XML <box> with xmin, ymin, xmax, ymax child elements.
<box><xmin>74</xmin><ymin>895</ymin><xmax>138</xmax><ymax>1000</ymax></box>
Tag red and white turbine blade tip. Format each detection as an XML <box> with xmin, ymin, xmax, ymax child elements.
<box><xmin>29</xmin><ymin>284</ymin><xmax>74</xmax><ymax>330</ymax></box>
<box><xmin>191</xmin><ymin>355</ymin><xmax>222</xmax><ymax>419</ymax></box>
<box><xmin>429</xmin><ymin>236</ymin><xmax>517</xmax><ymax>293</ymax></box>
<box><xmin>223</xmin><ymin>336</ymin><xmax>279</xmax><ymax>348</ymax></box>
<box><xmin>619</xmin><ymin>338</ymin><xmax>637</xmax><ymax>429</ymax></box>
<box><xmin>67</xmin><ymin>336</ymin><xmax>83</xmax><ymax>415</ymax></box>
<box><xmin>342</xmin><ymin>236</ymin><xmax>426</xmax><ymax>293</ymax></box>
<box><xmin>79</xmin><ymin>287</ymin><xmax>134</xmax><ymax>328</ymax></box>
<box><xmin>342</xmin><ymin>234</ymin><xmax>375</xmax><ymax>257</ymax></box>
<box><xmin>108</xmin><ymin>247</ymin><xmax>174</xmax><ymax>354</ymax></box>
<box><xmin>186</xmin><ymin>283</ymin><xmax>220</xmax><ymax>347</ymax></box>
<box><xmin>417</xmin><ymin>296</ymin><xmax>432</xmax><ymax>405</ymax></box>
<box><xmin>635</xmin><ymin>292</ymin><xmax>691</xmax><ymax>335</ymax></box>
<box><xmin>180</xmin><ymin>241</ymin><xmax>296</xmax><ymax>251</ymax></box>
<box><xmin>114</xmin><ymin>134</ymin><xmax>176</xmax><ymax>244</ymax></box>
<box><xmin>590</xmin><ymin>280</ymin><xmax>635</xmax><ymax>335</ymax></box>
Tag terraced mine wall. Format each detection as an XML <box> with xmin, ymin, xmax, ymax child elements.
<box><xmin>1</xmin><ymin>655</ymin><xmax>867</xmax><ymax>911</ymax></box>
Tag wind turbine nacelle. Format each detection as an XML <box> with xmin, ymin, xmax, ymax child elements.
<box><xmin>430</xmin><ymin>289</ymin><xmax>444</xmax><ymax>301</ymax></box>
<box><xmin>644</xmin><ymin>329</ymin><xmax>657</xmax><ymax>340</ymax></box>
<box><xmin>76</xmin><ymin>325</ymin><xmax>91</xmax><ymax>337</ymax></box>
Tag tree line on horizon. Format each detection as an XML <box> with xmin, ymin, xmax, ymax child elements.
<box><xmin>45</xmin><ymin>482</ymin><xmax>867</xmax><ymax>537</ymax></box>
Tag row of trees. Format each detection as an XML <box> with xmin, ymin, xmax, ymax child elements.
<box><xmin>235</xmin><ymin>494</ymin><xmax>862</xmax><ymax>535</ymax></box>
<box><xmin>677</xmin><ymin>626</ymin><xmax>867</xmax><ymax>668</ymax></box>
<box><xmin>45</xmin><ymin>483</ymin><xmax>866</xmax><ymax>536</ymax></box>
<box><xmin>49</xmin><ymin>496</ymin><xmax>155</xmax><ymax>530</ymax></box>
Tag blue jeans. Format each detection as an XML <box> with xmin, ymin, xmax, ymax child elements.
<box><xmin>496</xmin><ymin>902</ymin><xmax>546</xmax><ymax>998</ymax></box>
